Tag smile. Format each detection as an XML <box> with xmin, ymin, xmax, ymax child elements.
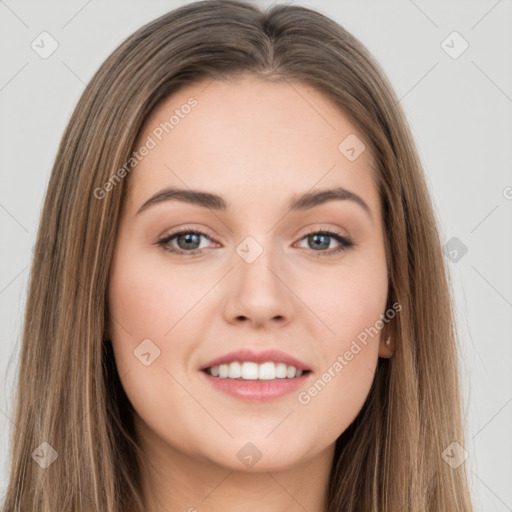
<box><xmin>201</xmin><ymin>364</ymin><xmax>312</xmax><ymax>402</ymax></box>
<box><xmin>203</xmin><ymin>361</ymin><xmax>310</xmax><ymax>380</ymax></box>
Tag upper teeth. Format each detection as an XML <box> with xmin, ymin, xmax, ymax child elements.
<box><xmin>207</xmin><ymin>361</ymin><xmax>304</xmax><ymax>380</ymax></box>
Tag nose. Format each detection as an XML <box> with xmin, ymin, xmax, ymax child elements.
<box><xmin>221</xmin><ymin>243</ymin><xmax>294</xmax><ymax>329</ymax></box>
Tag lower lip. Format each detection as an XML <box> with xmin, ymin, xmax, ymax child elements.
<box><xmin>200</xmin><ymin>370</ymin><xmax>311</xmax><ymax>401</ymax></box>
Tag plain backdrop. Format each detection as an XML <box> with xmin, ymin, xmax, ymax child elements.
<box><xmin>1</xmin><ymin>1</ymin><xmax>511</xmax><ymax>510</ymax></box>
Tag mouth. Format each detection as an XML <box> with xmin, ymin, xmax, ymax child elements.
<box><xmin>199</xmin><ymin>348</ymin><xmax>312</xmax><ymax>401</ymax></box>
<box><xmin>203</xmin><ymin>361</ymin><xmax>312</xmax><ymax>380</ymax></box>
<box><xmin>200</xmin><ymin>361</ymin><xmax>312</xmax><ymax>401</ymax></box>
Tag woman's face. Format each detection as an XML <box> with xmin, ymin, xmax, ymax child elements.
<box><xmin>108</xmin><ymin>73</ymin><xmax>390</xmax><ymax>472</ymax></box>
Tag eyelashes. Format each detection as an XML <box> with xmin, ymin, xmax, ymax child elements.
<box><xmin>156</xmin><ymin>225</ymin><xmax>355</xmax><ymax>258</ymax></box>
<box><xmin>292</xmin><ymin>227</ymin><xmax>354</xmax><ymax>256</ymax></box>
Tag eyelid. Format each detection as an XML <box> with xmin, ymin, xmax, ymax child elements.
<box><xmin>158</xmin><ymin>223</ymin><xmax>351</xmax><ymax>242</ymax></box>
<box><xmin>157</xmin><ymin>224</ymin><xmax>218</xmax><ymax>242</ymax></box>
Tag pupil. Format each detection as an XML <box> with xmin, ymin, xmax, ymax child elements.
<box><xmin>310</xmin><ymin>234</ymin><xmax>329</xmax><ymax>250</ymax></box>
<box><xmin>179</xmin><ymin>233</ymin><xmax>200</xmax><ymax>250</ymax></box>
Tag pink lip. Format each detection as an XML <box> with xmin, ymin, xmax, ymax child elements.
<box><xmin>199</xmin><ymin>348</ymin><xmax>310</xmax><ymax>371</ymax></box>
<box><xmin>200</xmin><ymin>370</ymin><xmax>311</xmax><ymax>401</ymax></box>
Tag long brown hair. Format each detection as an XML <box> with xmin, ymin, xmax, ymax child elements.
<box><xmin>2</xmin><ymin>1</ymin><xmax>474</xmax><ymax>510</ymax></box>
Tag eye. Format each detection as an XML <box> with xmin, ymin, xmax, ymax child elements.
<box><xmin>156</xmin><ymin>226</ymin><xmax>355</xmax><ymax>257</ymax></box>
<box><xmin>156</xmin><ymin>226</ymin><xmax>215</xmax><ymax>256</ymax></box>
<box><xmin>295</xmin><ymin>228</ymin><xmax>354</xmax><ymax>256</ymax></box>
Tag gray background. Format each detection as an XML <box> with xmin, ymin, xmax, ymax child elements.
<box><xmin>1</xmin><ymin>1</ymin><xmax>511</xmax><ymax>510</ymax></box>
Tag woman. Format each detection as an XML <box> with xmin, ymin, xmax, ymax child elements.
<box><xmin>2</xmin><ymin>0</ymin><xmax>474</xmax><ymax>510</ymax></box>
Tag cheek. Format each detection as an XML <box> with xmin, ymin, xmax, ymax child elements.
<box><xmin>107</xmin><ymin>248</ymin><xmax>169</xmax><ymax>378</ymax></box>
<box><xmin>295</xmin><ymin>346</ymin><xmax>377</xmax><ymax>450</ymax></box>
<box><xmin>293</xmin><ymin>253</ymin><xmax>387</xmax><ymax>421</ymax></box>
<box><xmin>107</xmin><ymin>252</ymin><xmax>201</xmax><ymax>428</ymax></box>
<box><xmin>294</xmin><ymin>268</ymin><xmax>386</xmax><ymax>439</ymax></box>
<box><xmin>107</xmin><ymin>246</ymin><xmax>213</xmax><ymax>398</ymax></box>
<box><xmin>108</xmin><ymin>249</ymin><xmax>205</xmax><ymax>343</ymax></box>
<box><xmin>329</xmin><ymin>277</ymin><xmax>387</xmax><ymax>347</ymax></box>
<box><xmin>302</xmin><ymin>256</ymin><xmax>388</xmax><ymax>350</ymax></box>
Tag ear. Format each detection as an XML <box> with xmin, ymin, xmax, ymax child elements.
<box><xmin>378</xmin><ymin>325</ymin><xmax>396</xmax><ymax>358</ymax></box>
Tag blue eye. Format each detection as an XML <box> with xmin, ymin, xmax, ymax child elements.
<box><xmin>157</xmin><ymin>229</ymin><xmax>210</xmax><ymax>256</ymax></box>
<box><xmin>157</xmin><ymin>227</ymin><xmax>354</xmax><ymax>257</ymax></box>
<box><xmin>298</xmin><ymin>229</ymin><xmax>354</xmax><ymax>255</ymax></box>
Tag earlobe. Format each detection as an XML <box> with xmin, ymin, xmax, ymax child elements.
<box><xmin>378</xmin><ymin>333</ymin><xmax>395</xmax><ymax>358</ymax></box>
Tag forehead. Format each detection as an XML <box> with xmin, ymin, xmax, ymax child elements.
<box><xmin>126</xmin><ymin>74</ymin><xmax>379</xmax><ymax>217</ymax></box>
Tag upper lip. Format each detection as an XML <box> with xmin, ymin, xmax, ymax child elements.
<box><xmin>200</xmin><ymin>348</ymin><xmax>311</xmax><ymax>372</ymax></box>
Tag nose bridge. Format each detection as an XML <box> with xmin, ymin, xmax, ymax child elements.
<box><xmin>235</xmin><ymin>232</ymin><xmax>284</xmax><ymax>294</ymax></box>
<box><xmin>224</xmin><ymin>232</ymin><xmax>292</xmax><ymax>325</ymax></box>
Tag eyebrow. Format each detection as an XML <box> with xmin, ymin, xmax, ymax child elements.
<box><xmin>136</xmin><ymin>186</ymin><xmax>372</xmax><ymax>220</ymax></box>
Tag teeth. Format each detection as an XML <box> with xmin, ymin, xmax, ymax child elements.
<box><xmin>228</xmin><ymin>361</ymin><xmax>242</xmax><ymax>378</ymax></box>
<box><xmin>275</xmin><ymin>362</ymin><xmax>288</xmax><ymax>378</ymax></box>
<box><xmin>242</xmin><ymin>362</ymin><xmax>259</xmax><ymax>380</ymax></box>
<box><xmin>206</xmin><ymin>361</ymin><xmax>307</xmax><ymax>380</ymax></box>
<box><xmin>218</xmin><ymin>364</ymin><xmax>229</xmax><ymax>378</ymax></box>
<box><xmin>258</xmin><ymin>361</ymin><xmax>275</xmax><ymax>380</ymax></box>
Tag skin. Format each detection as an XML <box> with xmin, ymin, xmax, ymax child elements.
<box><xmin>108</xmin><ymin>73</ymin><xmax>394</xmax><ymax>512</ymax></box>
